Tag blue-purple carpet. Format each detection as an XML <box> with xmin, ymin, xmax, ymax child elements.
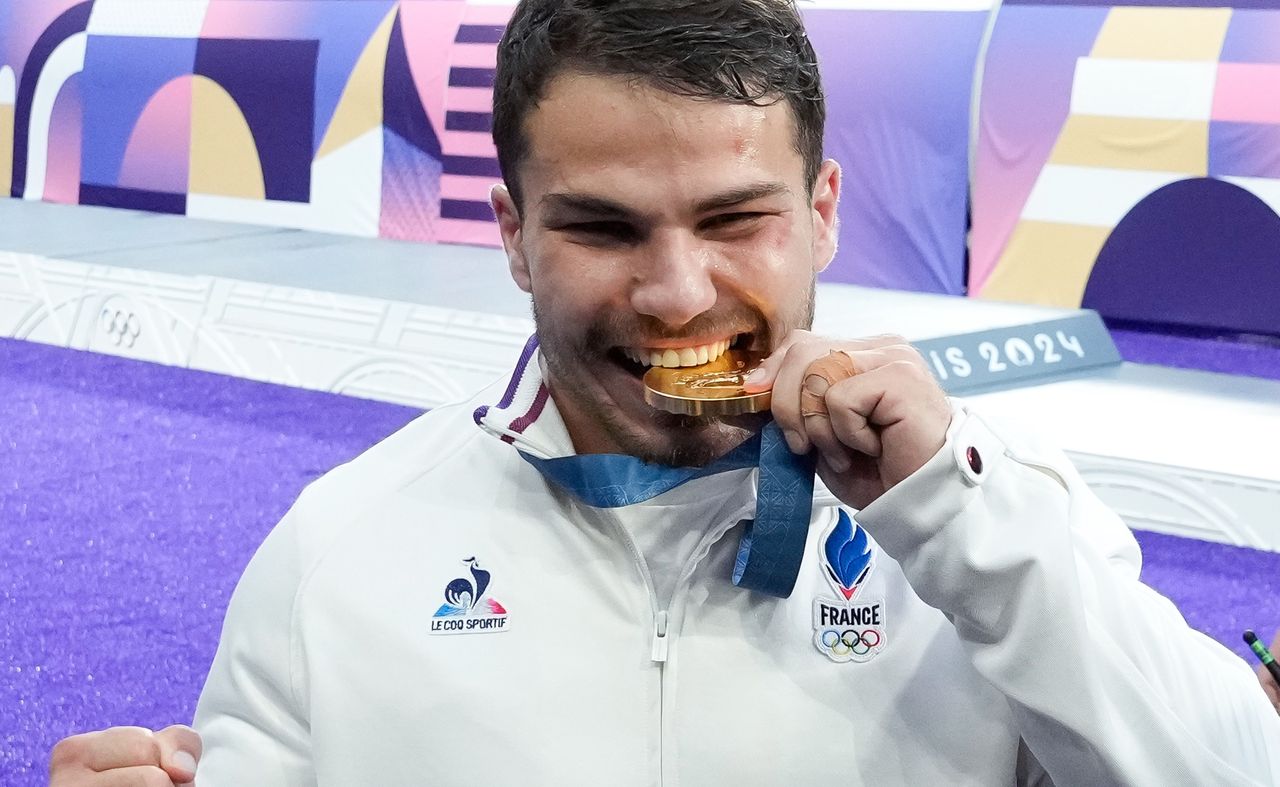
<box><xmin>3</xmin><ymin>336</ymin><xmax>1278</xmax><ymax>785</ymax></box>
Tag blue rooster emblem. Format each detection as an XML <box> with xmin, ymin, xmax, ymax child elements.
<box><xmin>823</xmin><ymin>511</ymin><xmax>873</xmax><ymax>600</ymax></box>
<box><xmin>436</xmin><ymin>557</ymin><xmax>491</xmax><ymax>616</ymax></box>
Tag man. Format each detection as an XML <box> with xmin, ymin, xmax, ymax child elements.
<box><xmin>50</xmin><ymin>1</ymin><xmax>1280</xmax><ymax>784</ymax></box>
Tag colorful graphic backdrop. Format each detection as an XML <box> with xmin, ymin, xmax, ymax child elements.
<box><xmin>973</xmin><ymin>0</ymin><xmax>1280</xmax><ymax>334</ymax></box>
<box><xmin>1</xmin><ymin>0</ymin><xmax>512</xmax><ymax>246</ymax></box>
<box><xmin>0</xmin><ymin>0</ymin><xmax>991</xmax><ymax>293</ymax></box>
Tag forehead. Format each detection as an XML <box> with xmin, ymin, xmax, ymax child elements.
<box><xmin>519</xmin><ymin>72</ymin><xmax>804</xmax><ymax>208</ymax></box>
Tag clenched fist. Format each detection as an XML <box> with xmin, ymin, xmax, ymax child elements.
<box><xmin>49</xmin><ymin>725</ymin><xmax>201</xmax><ymax>787</ymax></box>
<box><xmin>745</xmin><ymin>331</ymin><xmax>952</xmax><ymax>509</ymax></box>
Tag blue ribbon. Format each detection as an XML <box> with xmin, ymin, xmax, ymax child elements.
<box><xmin>519</xmin><ymin>421</ymin><xmax>816</xmax><ymax>598</ymax></box>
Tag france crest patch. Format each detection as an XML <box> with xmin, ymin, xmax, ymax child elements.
<box><xmin>813</xmin><ymin>511</ymin><xmax>885</xmax><ymax>663</ymax></box>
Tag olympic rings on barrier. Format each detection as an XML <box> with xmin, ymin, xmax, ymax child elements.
<box><xmin>820</xmin><ymin>627</ymin><xmax>882</xmax><ymax>656</ymax></box>
<box><xmin>99</xmin><ymin>308</ymin><xmax>142</xmax><ymax>348</ymax></box>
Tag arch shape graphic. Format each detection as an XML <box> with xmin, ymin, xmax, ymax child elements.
<box><xmin>118</xmin><ymin>75</ymin><xmax>194</xmax><ymax>194</ymax></box>
<box><xmin>11</xmin><ymin>0</ymin><xmax>92</xmax><ymax>198</ymax></box>
<box><xmin>1083</xmin><ymin>177</ymin><xmax>1280</xmax><ymax>334</ymax></box>
<box><xmin>23</xmin><ymin>31</ymin><xmax>86</xmax><ymax>201</ymax></box>
<box><xmin>41</xmin><ymin>72</ymin><xmax>83</xmax><ymax>204</ymax></box>
<box><xmin>189</xmin><ymin>75</ymin><xmax>265</xmax><ymax>200</ymax></box>
<box><xmin>316</xmin><ymin>5</ymin><xmax>397</xmax><ymax>161</ymax></box>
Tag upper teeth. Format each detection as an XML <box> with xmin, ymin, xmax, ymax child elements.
<box><xmin>625</xmin><ymin>339</ymin><xmax>734</xmax><ymax>368</ymax></box>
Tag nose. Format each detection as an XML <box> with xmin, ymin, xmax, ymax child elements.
<box><xmin>629</xmin><ymin>232</ymin><xmax>718</xmax><ymax>327</ymax></box>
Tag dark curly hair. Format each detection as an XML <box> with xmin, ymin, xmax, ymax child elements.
<box><xmin>492</xmin><ymin>0</ymin><xmax>826</xmax><ymax>209</ymax></box>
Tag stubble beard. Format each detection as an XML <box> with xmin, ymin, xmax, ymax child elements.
<box><xmin>532</xmin><ymin>280</ymin><xmax>816</xmax><ymax>468</ymax></box>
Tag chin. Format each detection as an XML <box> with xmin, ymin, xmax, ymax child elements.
<box><xmin>605</xmin><ymin>408</ymin><xmax>754</xmax><ymax>468</ymax></box>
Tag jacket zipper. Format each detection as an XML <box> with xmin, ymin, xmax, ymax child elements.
<box><xmin>651</xmin><ymin>610</ymin><xmax>669</xmax><ymax>661</ymax></box>
<box><xmin>652</xmin><ymin>515</ymin><xmax>753</xmax><ymax>786</ymax></box>
<box><xmin>599</xmin><ymin>513</ymin><xmax>665</xmax><ymax>784</ymax></box>
<box><xmin>604</xmin><ymin>503</ymin><xmax>756</xmax><ymax>785</ymax></box>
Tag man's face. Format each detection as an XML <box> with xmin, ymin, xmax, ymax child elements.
<box><xmin>493</xmin><ymin>72</ymin><xmax>840</xmax><ymax>466</ymax></box>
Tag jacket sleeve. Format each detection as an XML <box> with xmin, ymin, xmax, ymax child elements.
<box><xmin>191</xmin><ymin>500</ymin><xmax>316</xmax><ymax>786</ymax></box>
<box><xmin>856</xmin><ymin>403</ymin><xmax>1280</xmax><ymax>786</ymax></box>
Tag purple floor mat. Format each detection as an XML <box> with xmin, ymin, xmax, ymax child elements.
<box><xmin>1110</xmin><ymin>324</ymin><xmax>1280</xmax><ymax>382</ymax></box>
<box><xmin>1</xmin><ymin>338</ymin><xmax>420</xmax><ymax>784</ymax></box>
<box><xmin>4</xmin><ymin>338</ymin><xmax>1279</xmax><ymax>785</ymax></box>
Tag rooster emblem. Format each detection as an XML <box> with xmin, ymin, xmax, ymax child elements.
<box><xmin>434</xmin><ymin>558</ymin><xmax>507</xmax><ymax>617</ymax></box>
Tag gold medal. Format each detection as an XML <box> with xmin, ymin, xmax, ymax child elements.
<box><xmin>643</xmin><ymin>349</ymin><xmax>771</xmax><ymax>417</ymax></box>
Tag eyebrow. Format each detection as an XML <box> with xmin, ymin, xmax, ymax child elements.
<box><xmin>693</xmin><ymin>182</ymin><xmax>792</xmax><ymax>214</ymax></box>
<box><xmin>540</xmin><ymin>193</ymin><xmax>636</xmax><ymax>220</ymax></box>
<box><xmin>539</xmin><ymin>181</ymin><xmax>793</xmax><ymax>222</ymax></box>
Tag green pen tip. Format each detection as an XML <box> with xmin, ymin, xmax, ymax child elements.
<box><xmin>1244</xmin><ymin>630</ymin><xmax>1259</xmax><ymax>646</ymax></box>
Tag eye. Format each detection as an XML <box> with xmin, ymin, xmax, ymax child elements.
<box><xmin>560</xmin><ymin>221</ymin><xmax>639</xmax><ymax>244</ymax></box>
<box><xmin>701</xmin><ymin>212</ymin><xmax>767</xmax><ymax>231</ymax></box>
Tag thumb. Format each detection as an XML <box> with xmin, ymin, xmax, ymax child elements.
<box><xmin>155</xmin><ymin>724</ymin><xmax>202</xmax><ymax>784</ymax></box>
<box><xmin>742</xmin><ymin>330</ymin><xmax>811</xmax><ymax>392</ymax></box>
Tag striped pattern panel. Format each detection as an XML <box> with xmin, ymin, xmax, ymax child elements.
<box><xmin>438</xmin><ymin>2</ymin><xmax>513</xmax><ymax>245</ymax></box>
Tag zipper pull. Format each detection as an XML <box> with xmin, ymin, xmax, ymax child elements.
<box><xmin>650</xmin><ymin>610</ymin><xmax>669</xmax><ymax>663</ymax></box>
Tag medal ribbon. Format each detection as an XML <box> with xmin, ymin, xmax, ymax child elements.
<box><xmin>519</xmin><ymin>420</ymin><xmax>817</xmax><ymax>598</ymax></box>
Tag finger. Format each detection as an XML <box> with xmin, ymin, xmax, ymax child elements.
<box><xmin>797</xmin><ymin>356</ymin><xmax>862</xmax><ymax>472</ymax></box>
<box><xmin>803</xmin><ymin>407</ymin><xmax>856</xmax><ymax>473</ymax></box>
<box><xmin>825</xmin><ymin>357</ymin><xmax>940</xmax><ymax>436</ymax></box>
<box><xmin>798</xmin><ymin>350</ymin><xmax>859</xmax><ymax>419</ymax></box>
<box><xmin>154</xmin><ymin>725</ymin><xmax>201</xmax><ymax>783</ymax></box>
<box><xmin>50</xmin><ymin>727</ymin><xmax>162</xmax><ymax>774</ymax></box>
<box><xmin>742</xmin><ymin>329</ymin><xmax>812</xmax><ymax>393</ymax></box>
<box><xmin>823</xmin><ymin>359</ymin><xmax>949</xmax><ymax>485</ymax></box>
<box><xmin>93</xmin><ymin>765</ymin><xmax>179</xmax><ymax>787</ymax></box>
<box><xmin>821</xmin><ymin>374</ymin><xmax>884</xmax><ymax>459</ymax></box>
<box><xmin>745</xmin><ymin>332</ymin><xmax>903</xmax><ymax>394</ymax></box>
<box><xmin>771</xmin><ymin>337</ymin><xmax>902</xmax><ymax>453</ymax></box>
<box><xmin>769</xmin><ymin>339</ymin><xmax>832</xmax><ymax>453</ymax></box>
<box><xmin>800</xmin><ymin>343</ymin><xmax>922</xmax><ymax>455</ymax></box>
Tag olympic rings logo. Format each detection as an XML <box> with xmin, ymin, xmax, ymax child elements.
<box><xmin>820</xmin><ymin>627</ymin><xmax>882</xmax><ymax>657</ymax></box>
<box><xmin>99</xmin><ymin>308</ymin><xmax>142</xmax><ymax>348</ymax></box>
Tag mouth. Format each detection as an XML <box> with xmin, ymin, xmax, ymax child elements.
<box><xmin>608</xmin><ymin>333</ymin><xmax>756</xmax><ymax>379</ymax></box>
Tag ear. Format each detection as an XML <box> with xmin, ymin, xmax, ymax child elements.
<box><xmin>809</xmin><ymin>159</ymin><xmax>841</xmax><ymax>274</ymax></box>
<box><xmin>492</xmin><ymin>184</ymin><xmax>532</xmax><ymax>293</ymax></box>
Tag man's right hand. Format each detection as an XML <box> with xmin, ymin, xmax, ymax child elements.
<box><xmin>49</xmin><ymin>725</ymin><xmax>201</xmax><ymax>786</ymax></box>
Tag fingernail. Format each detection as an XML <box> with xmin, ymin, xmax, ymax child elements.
<box><xmin>826</xmin><ymin>451</ymin><xmax>851</xmax><ymax>473</ymax></box>
<box><xmin>172</xmin><ymin>750</ymin><xmax>197</xmax><ymax>776</ymax></box>
<box><xmin>743</xmin><ymin>367</ymin><xmax>766</xmax><ymax>387</ymax></box>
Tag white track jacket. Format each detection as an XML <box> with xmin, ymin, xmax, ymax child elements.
<box><xmin>193</xmin><ymin>346</ymin><xmax>1280</xmax><ymax>785</ymax></box>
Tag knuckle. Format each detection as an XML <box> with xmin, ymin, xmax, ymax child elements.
<box><xmin>126</xmin><ymin>736</ymin><xmax>163</xmax><ymax>768</ymax></box>
<box><xmin>49</xmin><ymin>734</ymin><xmax>87</xmax><ymax>769</ymax></box>
<box><xmin>793</xmin><ymin>337</ymin><xmax>825</xmax><ymax>359</ymax></box>
<box><xmin>138</xmin><ymin>768</ymin><xmax>176</xmax><ymax>787</ymax></box>
<box><xmin>890</xmin><ymin>358</ymin><xmax>929</xmax><ymax>382</ymax></box>
<box><xmin>158</xmin><ymin>724</ymin><xmax>202</xmax><ymax>758</ymax></box>
<box><xmin>896</xmin><ymin>343</ymin><xmax>925</xmax><ymax>364</ymax></box>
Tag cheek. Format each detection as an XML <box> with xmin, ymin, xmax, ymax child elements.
<box><xmin>745</xmin><ymin>222</ymin><xmax>806</xmax><ymax>281</ymax></box>
<box><xmin>528</xmin><ymin>243</ymin><xmax>630</xmax><ymax>316</ymax></box>
<box><xmin>762</xmin><ymin>219</ymin><xmax>796</xmax><ymax>252</ymax></box>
